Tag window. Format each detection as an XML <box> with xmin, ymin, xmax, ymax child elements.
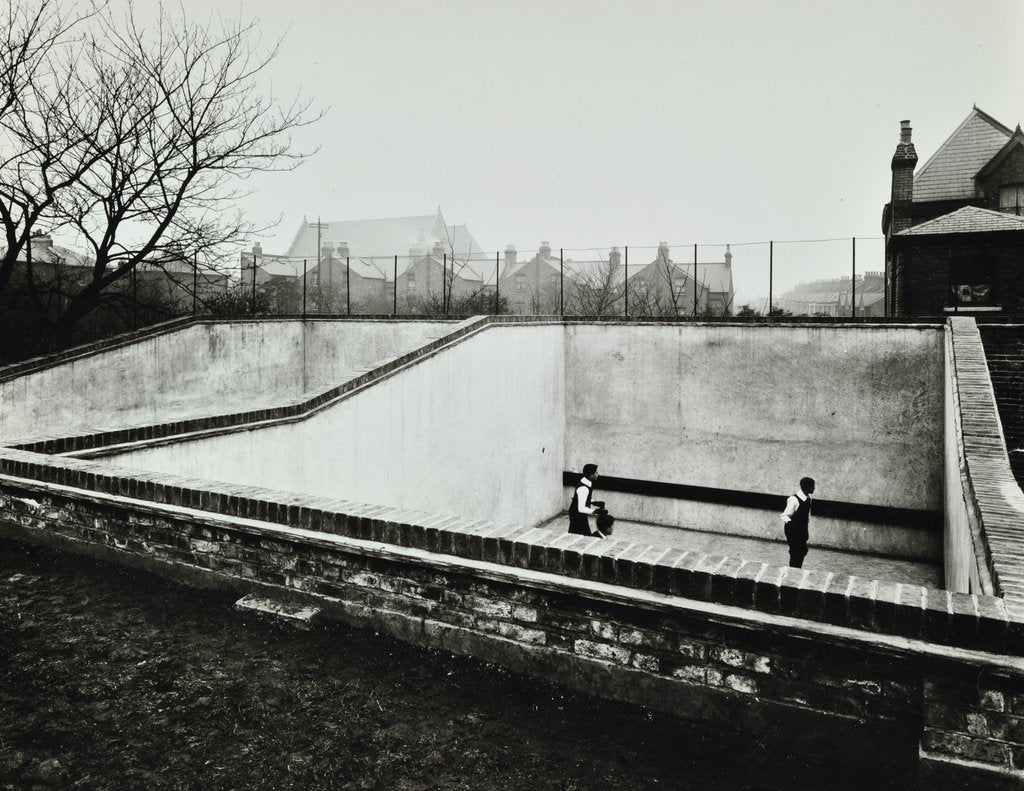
<box><xmin>515</xmin><ymin>273</ymin><xmax>525</xmax><ymax>292</ymax></box>
<box><xmin>999</xmin><ymin>184</ymin><xmax>1024</xmax><ymax>215</ymax></box>
<box><xmin>949</xmin><ymin>257</ymin><xmax>996</xmax><ymax>308</ymax></box>
<box><xmin>406</xmin><ymin>274</ymin><xmax>417</xmax><ymax>291</ymax></box>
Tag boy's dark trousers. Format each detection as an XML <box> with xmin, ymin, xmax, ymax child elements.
<box><xmin>784</xmin><ymin>522</ymin><xmax>808</xmax><ymax>568</ymax></box>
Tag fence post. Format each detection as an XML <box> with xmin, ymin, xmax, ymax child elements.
<box><xmin>132</xmin><ymin>267</ymin><xmax>137</xmax><ymax>329</ymax></box>
<box><xmin>251</xmin><ymin>253</ymin><xmax>257</xmax><ymax>314</ymax></box>
<box><xmin>302</xmin><ymin>259</ymin><xmax>307</xmax><ymax>316</ymax></box>
<box><xmin>192</xmin><ymin>252</ymin><xmax>197</xmax><ymax>315</ymax></box>
<box><xmin>442</xmin><ymin>253</ymin><xmax>447</xmax><ymax>314</ymax></box>
<box><xmin>693</xmin><ymin>243</ymin><xmax>698</xmax><ymax>317</ymax></box>
<box><xmin>768</xmin><ymin>241</ymin><xmax>773</xmax><ymax>318</ymax></box>
<box><xmin>393</xmin><ymin>255</ymin><xmax>398</xmax><ymax>316</ymax></box>
<box><xmin>493</xmin><ymin>251</ymin><xmax>499</xmax><ymax>314</ymax></box>
<box><xmin>851</xmin><ymin>236</ymin><xmax>856</xmax><ymax>318</ymax></box>
<box><xmin>346</xmin><ymin>256</ymin><xmax>351</xmax><ymax>315</ymax></box>
<box><xmin>624</xmin><ymin>246</ymin><xmax>628</xmax><ymax>317</ymax></box>
<box><xmin>559</xmin><ymin>249</ymin><xmax>564</xmax><ymax>316</ymax></box>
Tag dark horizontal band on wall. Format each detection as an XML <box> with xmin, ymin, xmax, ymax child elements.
<box><xmin>562</xmin><ymin>472</ymin><xmax>940</xmax><ymax>528</ymax></box>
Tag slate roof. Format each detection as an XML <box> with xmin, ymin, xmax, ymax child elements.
<box><xmin>284</xmin><ymin>209</ymin><xmax>485</xmax><ymax>265</ymax></box>
<box><xmin>695</xmin><ymin>263</ymin><xmax>733</xmax><ymax>296</ymax></box>
<box><xmin>896</xmin><ymin>205</ymin><xmax>1024</xmax><ymax>236</ymax></box>
<box><xmin>913</xmin><ymin>108</ymin><xmax>1013</xmax><ymax>202</ymax></box>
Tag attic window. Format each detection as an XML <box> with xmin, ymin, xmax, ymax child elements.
<box><xmin>998</xmin><ymin>184</ymin><xmax>1024</xmax><ymax>216</ymax></box>
<box><xmin>515</xmin><ymin>273</ymin><xmax>525</xmax><ymax>291</ymax></box>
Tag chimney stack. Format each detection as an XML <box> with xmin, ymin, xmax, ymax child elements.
<box><xmin>432</xmin><ymin>240</ymin><xmax>446</xmax><ymax>258</ymax></box>
<box><xmin>252</xmin><ymin>242</ymin><xmax>263</xmax><ymax>256</ymax></box>
<box><xmin>889</xmin><ymin>119</ymin><xmax>918</xmax><ymax>236</ymax></box>
<box><xmin>505</xmin><ymin>245</ymin><xmax>517</xmax><ymax>270</ymax></box>
<box><xmin>899</xmin><ymin>120</ymin><xmax>913</xmax><ymax>144</ymax></box>
<box><xmin>539</xmin><ymin>241</ymin><xmax>551</xmax><ymax>258</ymax></box>
<box><xmin>609</xmin><ymin>247</ymin><xmax>621</xmax><ymax>267</ymax></box>
<box><xmin>658</xmin><ymin>241</ymin><xmax>670</xmax><ymax>261</ymax></box>
<box><xmin>724</xmin><ymin>244</ymin><xmax>732</xmax><ymax>268</ymax></box>
<box><xmin>337</xmin><ymin>241</ymin><xmax>350</xmax><ymax>258</ymax></box>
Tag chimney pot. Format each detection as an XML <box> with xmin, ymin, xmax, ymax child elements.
<box><xmin>900</xmin><ymin>120</ymin><xmax>912</xmax><ymax>144</ymax></box>
<box><xmin>337</xmin><ymin>241</ymin><xmax>350</xmax><ymax>258</ymax></box>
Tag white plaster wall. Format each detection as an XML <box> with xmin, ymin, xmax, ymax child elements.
<box><xmin>0</xmin><ymin>319</ymin><xmax>455</xmax><ymax>443</ymax></box>
<box><xmin>106</xmin><ymin>325</ymin><xmax>566</xmax><ymax>527</ymax></box>
<box><xmin>565</xmin><ymin>324</ymin><xmax>945</xmax><ymax>514</ymax></box>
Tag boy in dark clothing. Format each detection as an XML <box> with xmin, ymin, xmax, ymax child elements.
<box><xmin>568</xmin><ymin>463</ymin><xmax>607</xmax><ymax>538</ymax></box>
<box><xmin>780</xmin><ymin>476</ymin><xmax>816</xmax><ymax>568</ymax></box>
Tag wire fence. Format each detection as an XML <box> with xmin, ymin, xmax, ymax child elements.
<box><xmin>228</xmin><ymin>237</ymin><xmax>888</xmax><ymax>319</ymax></box>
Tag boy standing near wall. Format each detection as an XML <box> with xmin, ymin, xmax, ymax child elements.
<box><xmin>781</xmin><ymin>476</ymin><xmax>816</xmax><ymax>568</ymax></box>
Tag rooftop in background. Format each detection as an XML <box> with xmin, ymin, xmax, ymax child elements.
<box><xmin>284</xmin><ymin>208</ymin><xmax>485</xmax><ymax>264</ymax></box>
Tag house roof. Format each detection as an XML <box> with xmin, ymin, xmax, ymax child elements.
<box><xmin>975</xmin><ymin>127</ymin><xmax>1024</xmax><ymax>180</ymax></box>
<box><xmin>502</xmin><ymin>255</ymin><xmax>562</xmax><ymax>281</ymax></box>
<box><xmin>913</xmin><ymin>107</ymin><xmax>1013</xmax><ymax>202</ymax></box>
<box><xmin>284</xmin><ymin>209</ymin><xmax>485</xmax><ymax>264</ymax></box>
<box><xmin>695</xmin><ymin>263</ymin><xmax>733</xmax><ymax>296</ymax></box>
<box><xmin>896</xmin><ymin>205</ymin><xmax>1024</xmax><ymax>236</ymax></box>
<box><xmin>3</xmin><ymin>239</ymin><xmax>94</xmax><ymax>269</ymax></box>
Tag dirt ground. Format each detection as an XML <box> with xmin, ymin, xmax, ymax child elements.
<box><xmin>0</xmin><ymin>537</ymin><xmax>917</xmax><ymax>791</ymax></box>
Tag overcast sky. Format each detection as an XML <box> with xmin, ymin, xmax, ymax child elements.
<box><xmin>150</xmin><ymin>0</ymin><xmax>1024</xmax><ymax>306</ymax></box>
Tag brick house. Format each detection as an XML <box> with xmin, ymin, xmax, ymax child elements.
<box><xmin>625</xmin><ymin>243</ymin><xmax>734</xmax><ymax>317</ymax></box>
<box><xmin>883</xmin><ymin>108</ymin><xmax>1024</xmax><ymax>315</ymax></box>
<box><xmin>501</xmin><ymin>242</ymin><xmax>563</xmax><ymax>314</ymax></box>
<box><xmin>395</xmin><ymin>240</ymin><xmax>487</xmax><ymax>309</ymax></box>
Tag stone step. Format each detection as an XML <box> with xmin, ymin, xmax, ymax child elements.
<box><xmin>234</xmin><ymin>594</ymin><xmax>322</xmax><ymax>629</ymax></box>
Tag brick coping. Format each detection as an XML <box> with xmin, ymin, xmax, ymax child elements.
<box><xmin>1</xmin><ymin>446</ymin><xmax>1021</xmax><ymax>658</ymax></box>
<box><xmin>948</xmin><ymin>318</ymin><xmax>1024</xmax><ymax>604</ymax></box>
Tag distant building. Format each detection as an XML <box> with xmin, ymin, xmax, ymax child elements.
<box><xmin>775</xmin><ymin>271</ymin><xmax>885</xmax><ymax>317</ymax></box>
<box><xmin>625</xmin><ymin>243</ymin><xmax>734</xmax><ymax>317</ymax></box>
<box><xmin>501</xmin><ymin>242</ymin><xmax>563</xmax><ymax>314</ymax></box>
<box><xmin>883</xmin><ymin>108</ymin><xmax>1024</xmax><ymax>315</ymax></box>
<box><xmin>17</xmin><ymin>235</ymin><xmax>227</xmax><ymax>314</ymax></box>
<box><xmin>240</xmin><ymin>208</ymin><xmax>489</xmax><ymax>311</ymax></box>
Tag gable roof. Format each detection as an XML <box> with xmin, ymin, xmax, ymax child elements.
<box><xmin>896</xmin><ymin>205</ymin><xmax>1024</xmax><ymax>236</ymax></box>
<box><xmin>284</xmin><ymin>209</ymin><xmax>485</xmax><ymax>264</ymax></box>
<box><xmin>913</xmin><ymin>107</ymin><xmax>1013</xmax><ymax>202</ymax></box>
<box><xmin>975</xmin><ymin>126</ymin><xmax>1024</xmax><ymax>180</ymax></box>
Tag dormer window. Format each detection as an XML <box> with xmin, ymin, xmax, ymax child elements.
<box><xmin>998</xmin><ymin>184</ymin><xmax>1024</xmax><ymax>215</ymax></box>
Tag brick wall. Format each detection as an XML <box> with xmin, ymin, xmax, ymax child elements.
<box><xmin>0</xmin><ymin>477</ymin><xmax>932</xmax><ymax>778</ymax></box>
<box><xmin>896</xmin><ymin>235</ymin><xmax>1024</xmax><ymax>315</ymax></box>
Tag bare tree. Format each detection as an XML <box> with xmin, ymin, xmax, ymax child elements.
<box><xmin>0</xmin><ymin>0</ymin><xmax>105</xmax><ymax>294</ymax></box>
<box><xmin>566</xmin><ymin>254</ymin><xmax>622</xmax><ymax>316</ymax></box>
<box><xmin>1</xmin><ymin>2</ymin><xmax>319</xmax><ymax>340</ymax></box>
